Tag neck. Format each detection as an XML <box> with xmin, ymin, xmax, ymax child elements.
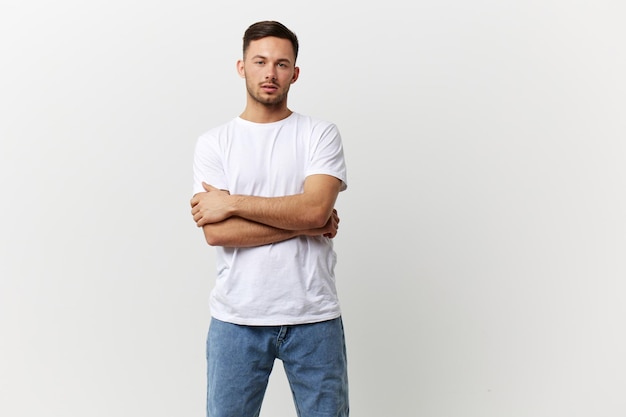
<box><xmin>239</xmin><ymin>100</ymin><xmax>293</xmax><ymax>123</ymax></box>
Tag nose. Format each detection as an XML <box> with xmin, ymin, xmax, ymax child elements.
<box><xmin>265</xmin><ymin>69</ymin><xmax>277</xmax><ymax>81</ymax></box>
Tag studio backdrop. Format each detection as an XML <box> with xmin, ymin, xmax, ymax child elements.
<box><xmin>1</xmin><ymin>1</ymin><xmax>625</xmax><ymax>416</ymax></box>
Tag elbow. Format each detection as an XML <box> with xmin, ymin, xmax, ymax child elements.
<box><xmin>203</xmin><ymin>226</ymin><xmax>224</xmax><ymax>246</ymax></box>
<box><xmin>305</xmin><ymin>208</ymin><xmax>332</xmax><ymax>229</ymax></box>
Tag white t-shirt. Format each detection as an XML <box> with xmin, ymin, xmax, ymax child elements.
<box><xmin>192</xmin><ymin>112</ymin><xmax>348</xmax><ymax>325</ymax></box>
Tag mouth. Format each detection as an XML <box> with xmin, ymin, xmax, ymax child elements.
<box><xmin>261</xmin><ymin>83</ymin><xmax>279</xmax><ymax>93</ymax></box>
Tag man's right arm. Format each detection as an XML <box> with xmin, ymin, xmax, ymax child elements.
<box><xmin>201</xmin><ymin>209</ymin><xmax>340</xmax><ymax>248</ymax></box>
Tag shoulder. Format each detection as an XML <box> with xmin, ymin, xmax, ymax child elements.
<box><xmin>291</xmin><ymin>112</ymin><xmax>334</xmax><ymax>126</ymax></box>
<box><xmin>291</xmin><ymin>112</ymin><xmax>339</xmax><ymax>135</ymax></box>
<box><xmin>195</xmin><ymin>118</ymin><xmax>242</xmax><ymax>151</ymax></box>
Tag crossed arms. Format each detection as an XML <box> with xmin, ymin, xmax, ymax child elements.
<box><xmin>189</xmin><ymin>174</ymin><xmax>342</xmax><ymax>248</ymax></box>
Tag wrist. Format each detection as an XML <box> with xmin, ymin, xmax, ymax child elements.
<box><xmin>228</xmin><ymin>194</ymin><xmax>243</xmax><ymax>218</ymax></box>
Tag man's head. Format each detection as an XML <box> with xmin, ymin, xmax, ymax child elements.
<box><xmin>243</xmin><ymin>21</ymin><xmax>299</xmax><ymax>62</ymax></box>
<box><xmin>238</xmin><ymin>21</ymin><xmax>300</xmax><ymax>109</ymax></box>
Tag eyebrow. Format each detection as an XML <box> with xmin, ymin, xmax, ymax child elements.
<box><xmin>250</xmin><ymin>55</ymin><xmax>292</xmax><ymax>64</ymax></box>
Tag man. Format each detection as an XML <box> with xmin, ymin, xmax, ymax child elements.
<box><xmin>190</xmin><ymin>21</ymin><xmax>349</xmax><ymax>417</ymax></box>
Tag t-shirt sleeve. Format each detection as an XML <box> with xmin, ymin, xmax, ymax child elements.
<box><xmin>306</xmin><ymin>122</ymin><xmax>348</xmax><ymax>191</ymax></box>
<box><xmin>192</xmin><ymin>132</ymin><xmax>229</xmax><ymax>196</ymax></box>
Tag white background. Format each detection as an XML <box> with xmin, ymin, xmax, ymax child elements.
<box><xmin>1</xmin><ymin>1</ymin><xmax>625</xmax><ymax>416</ymax></box>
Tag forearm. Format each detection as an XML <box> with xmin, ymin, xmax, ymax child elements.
<box><xmin>227</xmin><ymin>194</ymin><xmax>326</xmax><ymax>230</ymax></box>
<box><xmin>229</xmin><ymin>175</ymin><xmax>342</xmax><ymax>230</ymax></box>
<box><xmin>202</xmin><ymin>216</ymin><xmax>299</xmax><ymax>247</ymax></box>
<box><xmin>191</xmin><ymin>175</ymin><xmax>342</xmax><ymax>230</ymax></box>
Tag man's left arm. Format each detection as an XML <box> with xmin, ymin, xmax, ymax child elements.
<box><xmin>191</xmin><ymin>174</ymin><xmax>342</xmax><ymax>231</ymax></box>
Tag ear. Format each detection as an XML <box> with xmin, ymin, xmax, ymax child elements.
<box><xmin>237</xmin><ymin>60</ymin><xmax>245</xmax><ymax>78</ymax></box>
<box><xmin>291</xmin><ymin>66</ymin><xmax>300</xmax><ymax>84</ymax></box>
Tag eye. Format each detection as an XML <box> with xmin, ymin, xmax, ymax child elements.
<box><xmin>254</xmin><ymin>60</ymin><xmax>264</xmax><ymax>65</ymax></box>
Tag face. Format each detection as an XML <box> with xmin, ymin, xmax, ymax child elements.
<box><xmin>238</xmin><ymin>36</ymin><xmax>299</xmax><ymax>107</ymax></box>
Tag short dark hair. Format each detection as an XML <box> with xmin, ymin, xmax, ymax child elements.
<box><xmin>242</xmin><ymin>21</ymin><xmax>299</xmax><ymax>61</ymax></box>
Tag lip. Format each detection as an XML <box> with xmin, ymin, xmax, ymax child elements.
<box><xmin>261</xmin><ymin>83</ymin><xmax>278</xmax><ymax>92</ymax></box>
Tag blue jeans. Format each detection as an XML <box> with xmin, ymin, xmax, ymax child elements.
<box><xmin>206</xmin><ymin>317</ymin><xmax>349</xmax><ymax>417</ymax></box>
